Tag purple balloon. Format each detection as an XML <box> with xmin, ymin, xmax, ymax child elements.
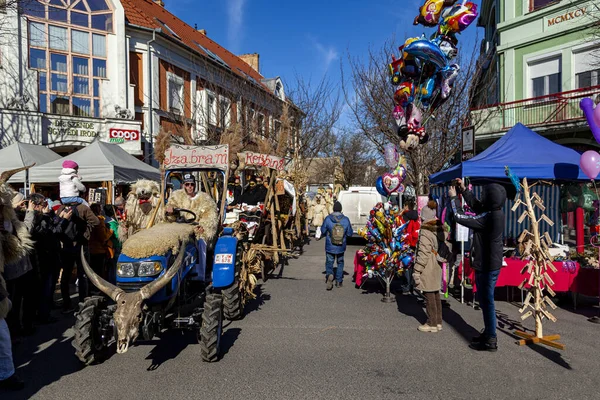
<box><xmin>580</xmin><ymin>98</ymin><xmax>600</xmax><ymax>145</ymax></box>
<box><xmin>384</xmin><ymin>143</ymin><xmax>399</xmax><ymax>168</ymax></box>
<box><xmin>580</xmin><ymin>150</ymin><xmax>600</xmax><ymax>180</ymax></box>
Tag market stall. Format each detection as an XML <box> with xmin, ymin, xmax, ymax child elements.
<box><xmin>0</xmin><ymin>142</ymin><xmax>61</xmax><ymax>194</ymax></box>
<box><xmin>29</xmin><ymin>140</ymin><xmax>160</xmax><ymax>203</ymax></box>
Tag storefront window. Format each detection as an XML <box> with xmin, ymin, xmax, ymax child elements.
<box><xmin>25</xmin><ymin>0</ymin><xmax>111</xmax><ymax>117</ymax></box>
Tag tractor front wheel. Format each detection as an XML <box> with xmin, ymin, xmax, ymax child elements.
<box><xmin>199</xmin><ymin>293</ymin><xmax>223</xmax><ymax>362</ymax></box>
<box><xmin>72</xmin><ymin>296</ymin><xmax>110</xmax><ymax>366</ymax></box>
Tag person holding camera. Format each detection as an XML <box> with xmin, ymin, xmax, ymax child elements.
<box><xmin>448</xmin><ymin>179</ymin><xmax>506</xmax><ymax>352</ymax></box>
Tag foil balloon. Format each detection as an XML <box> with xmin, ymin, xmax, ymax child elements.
<box><xmin>384</xmin><ymin>143</ymin><xmax>399</xmax><ymax>168</ymax></box>
<box><xmin>580</xmin><ymin>150</ymin><xmax>600</xmax><ymax>180</ymax></box>
<box><xmin>375</xmin><ymin>176</ymin><xmax>388</xmax><ymax>197</ymax></box>
<box><xmin>440</xmin><ymin>64</ymin><xmax>460</xmax><ymax>99</ymax></box>
<box><xmin>580</xmin><ymin>98</ymin><xmax>600</xmax><ymax>144</ymax></box>
<box><xmin>381</xmin><ymin>172</ymin><xmax>404</xmax><ymax>194</ymax></box>
<box><xmin>404</xmin><ymin>39</ymin><xmax>448</xmax><ymax>70</ymax></box>
<box><xmin>415</xmin><ymin>77</ymin><xmax>437</xmax><ymax>107</ymax></box>
<box><xmin>394</xmin><ymin>81</ymin><xmax>414</xmax><ymax>108</ymax></box>
<box><xmin>438</xmin><ymin>1</ymin><xmax>478</xmax><ymax>35</ymax></box>
<box><xmin>413</xmin><ymin>0</ymin><xmax>459</xmax><ymax>27</ymax></box>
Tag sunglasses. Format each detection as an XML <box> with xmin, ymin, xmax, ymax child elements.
<box><xmin>249</xmin><ymin>183</ymin><xmax>256</xmax><ymax>186</ymax></box>
<box><xmin>184</xmin><ymin>183</ymin><xmax>195</xmax><ymax>187</ymax></box>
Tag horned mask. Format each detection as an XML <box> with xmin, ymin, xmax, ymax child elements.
<box><xmin>80</xmin><ymin>240</ymin><xmax>189</xmax><ymax>353</ymax></box>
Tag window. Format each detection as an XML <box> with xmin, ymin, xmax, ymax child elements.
<box><xmin>219</xmin><ymin>97</ymin><xmax>230</xmax><ymax>128</ymax></box>
<box><xmin>71</xmin><ymin>30</ymin><xmax>89</xmax><ymax>54</ymax></box>
<box><xmin>530</xmin><ymin>0</ymin><xmax>558</xmax><ymax>12</ymax></box>
<box><xmin>574</xmin><ymin>47</ymin><xmax>600</xmax><ymax>89</ymax></box>
<box><xmin>156</xmin><ymin>19</ymin><xmax>180</xmax><ymax>39</ymax></box>
<box><xmin>207</xmin><ymin>93</ymin><xmax>216</xmax><ymax>126</ymax></box>
<box><xmin>195</xmin><ymin>41</ymin><xmax>229</xmax><ymax>69</ymax></box>
<box><xmin>257</xmin><ymin>113</ymin><xmax>265</xmax><ymax>136</ymax></box>
<box><xmin>528</xmin><ymin>57</ymin><xmax>561</xmax><ymax>97</ymax></box>
<box><xmin>24</xmin><ymin>0</ymin><xmax>112</xmax><ymax>116</ymax></box>
<box><xmin>167</xmin><ymin>72</ymin><xmax>184</xmax><ymax>114</ymax></box>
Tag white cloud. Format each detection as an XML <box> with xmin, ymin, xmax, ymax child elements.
<box><xmin>310</xmin><ymin>36</ymin><xmax>339</xmax><ymax>72</ymax></box>
<box><xmin>227</xmin><ymin>0</ymin><xmax>246</xmax><ymax>53</ymax></box>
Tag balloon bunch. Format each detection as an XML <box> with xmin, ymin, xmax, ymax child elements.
<box><xmin>580</xmin><ymin>98</ymin><xmax>600</xmax><ymax>145</ymax></box>
<box><xmin>358</xmin><ymin>202</ymin><xmax>415</xmax><ymax>278</ymax></box>
<box><xmin>389</xmin><ymin>0</ymin><xmax>478</xmax><ymax>150</ymax></box>
<box><xmin>376</xmin><ymin>144</ymin><xmax>408</xmax><ymax>197</ymax></box>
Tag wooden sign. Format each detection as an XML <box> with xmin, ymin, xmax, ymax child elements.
<box><xmin>164</xmin><ymin>144</ymin><xmax>229</xmax><ymax>170</ymax></box>
<box><xmin>238</xmin><ymin>151</ymin><xmax>286</xmax><ymax>171</ymax></box>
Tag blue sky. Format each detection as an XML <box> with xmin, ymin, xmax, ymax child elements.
<box><xmin>167</xmin><ymin>0</ymin><xmax>481</xmax><ymax>118</ymax></box>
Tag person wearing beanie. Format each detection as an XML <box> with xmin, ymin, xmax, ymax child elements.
<box><xmin>318</xmin><ymin>200</ymin><xmax>353</xmax><ymax>290</ymax></box>
<box><xmin>59</xmin><ymin>159</ymin><xmax>88</xmax><ymax>206</ymax></box>
<box><xmin>413</xmin><ymin>201</ymin><xmax>453</xmax><ymax>333</ymax></box>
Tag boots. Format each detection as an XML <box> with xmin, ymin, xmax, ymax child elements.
<box><xmin>469</xmin><ymin>335</ymin><xmax>498</xmax><ymax>352</ymax></box>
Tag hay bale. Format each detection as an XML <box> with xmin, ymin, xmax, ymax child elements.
<box><xmin>121</xmin><ymin>223</ymin><xmax>194</xmax><ymax>259</ymax></box>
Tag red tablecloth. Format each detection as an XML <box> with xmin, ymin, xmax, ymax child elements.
<box><xmin>459</xmin><ymin>258</ymin><xmax>599</xmax><ymax>296</ymax></box>
<box><xmin>354</xmin><ymin>250</ymin><xmax>366</xmax><ymax>286</ymax></box>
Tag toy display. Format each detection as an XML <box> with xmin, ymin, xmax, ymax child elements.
<box><xmin>357</xmin><ymin>202</ymin><xmax>417</xmax><ymax>302</ymax></box>
<box><xmin>390</xmin><ymin>0</ymin><xmax>478</xmax><ymax>150</ymax></box>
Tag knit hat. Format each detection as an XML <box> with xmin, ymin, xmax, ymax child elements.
<box><xmin>11</xmin><ymin>192</ymin><xmax>25</xmax><ymax>208</ymax></box>
<box><xmin>62</xmin><ymin>160</ymin><xmax>79</xmax><ymax>169</ymax></box>
<box><xmin>333</xmin><ymin>201</ymin><xmax>342</xmax><ymax>212</ymax></box>
<box><xmin>420</xmin><ymin>204</ymin><xmax>437</xmax><ymax>223</ymax></box>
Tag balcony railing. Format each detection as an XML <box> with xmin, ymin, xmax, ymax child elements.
<box><xmin>471</xmin><ymin>85</ymin><xmax>600</xmax><ymax>135</ymax></box>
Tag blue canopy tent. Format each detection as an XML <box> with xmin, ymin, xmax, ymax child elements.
<box><xmin>429</xmin><ymin>123</ymin><xmax>587</xmax><ymax>184</ymax></box>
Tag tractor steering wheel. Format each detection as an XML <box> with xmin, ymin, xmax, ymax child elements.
<box><xmin>173</xmin><ymin>208</ymin><xmax>197</xmax><ymax>224</ymax></box>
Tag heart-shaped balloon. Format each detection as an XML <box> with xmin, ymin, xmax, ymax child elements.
<box><xmin>381</xmin><ymin>172</ymin><xmax>403</xmax><ymax>194</ymax></box>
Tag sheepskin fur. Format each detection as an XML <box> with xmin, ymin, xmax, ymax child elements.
<box><xmin>166</xmin><ymin>189</ymin><xmax>219</xmax><ymax>243</ymax></box>
<box><xmin>121</xmin><ymin>223</ymin><xmax>194</xmax><ymax>259</ymax></box>
<box><xmin>119</xmin><ymin>179</ymin><xmax>165</xmax><ymax>242</ymax></box>
<box><xmin>0</xmin><ymin>188</ymin><xmax>34</xmax><ymax>319</ymax></box>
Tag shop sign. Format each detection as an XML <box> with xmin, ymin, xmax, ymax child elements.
<box><xmin>546</xmin><ymin>7</ymin><xmax>586</xmax><ymax>27</ymax></box>
<box><xmin>47</xmin><ymin>118</ymin><xmax>98</xmax><ymax>138</ymax></box>
<box><xmin>238</xmin><ymin>151</ymin><xmax>286</xmax><ymax>171</ymax></box>
<box><xmin>164</xmin><ymin>144</ymin><xmax>229</xmax><ymax>169</ymax></box>
<box><xmin>88</xmin><ymin>187</ymin><xmax>108</xmax><ymax>204</ymax></box>
<box><xmin>108</xmin><ymin>128</ymin><xmax>140</xmax><ymax>144</ymax></box>
<box><xmin>462</xmin><ymin>125</ymin><xmax>475</xmax><ymax>161</ymax></box>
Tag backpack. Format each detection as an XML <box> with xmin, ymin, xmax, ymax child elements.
<box><xmin>330</xmin><ymin>215</ymin><xmax>345</xmax><ymax>246</ymax></box>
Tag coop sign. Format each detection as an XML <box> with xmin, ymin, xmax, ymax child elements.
<box><xmin>239</xmin><ymin>151</ymin><xmax>286</xmax><ymax>171</ymax></box>
<box><xmin>108</xmin><ymin>128</ymin><xmax>140</xmax><ymax>143</ymax></box>
<box><xmin>47</xmin><ymin>119</ymin><xmax>98</xmax><ymax>138</ymax></box>
<box><xmin>547</xmin><ymin>7</ymin><xmax>586</xmax><ymax>27</ymax></box>
<box><xmin>164</xmin><ymin>144</ymin><xmax>229</xmax><ymax>169</ymax></box>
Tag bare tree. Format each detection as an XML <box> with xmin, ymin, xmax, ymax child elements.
<box><xmin>334</xmin><ymin>129</ymin><xmax>378</xmax><ymax>187</ymax></box>
<box><xmin>342</xmin><ymin>35</ymin><xmax>494</xmax><ymax>194</ymax></box>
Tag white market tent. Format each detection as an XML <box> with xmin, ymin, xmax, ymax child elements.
<box><xmin>0</xmin><ymin>142</ymin><xmax>61</xmax><ymax>189</ymax></box>
<box><xmin>29</xmin><ymin>140</ymin><xmax>160</xmax><ymax>185</ymax></box>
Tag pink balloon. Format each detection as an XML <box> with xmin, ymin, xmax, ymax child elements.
<box><xmin>384</xmin><ymin>144</ymin><xmax>399</xmax><ymax>168</ymax></box>
<box><xmin>580</xmin><ymin>150</ymin><xmax>600</xmax><ymax>180</ymax></box>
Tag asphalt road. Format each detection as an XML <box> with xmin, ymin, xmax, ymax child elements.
<box><xmin>5</xmin><ymin>239</ymin><xmax>600</xmax><ymax>400</ymax></box>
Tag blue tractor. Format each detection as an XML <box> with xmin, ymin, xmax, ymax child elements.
<box><xmin>72</xmin><ymin>158</ymin><xmax>245</xmax><ymax>364</ymax></box>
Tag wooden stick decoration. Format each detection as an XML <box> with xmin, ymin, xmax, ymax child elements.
<box><xmin>512</xmin><ymin>176</ymin><xmax>565</xmax><ymax>350</ymax></box>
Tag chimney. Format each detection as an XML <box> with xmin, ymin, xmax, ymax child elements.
<box><xmin>239</xmin><ymin>53</ymin><xmax>260</xmax><ymax>74</ymax></box>
<box><xmin>199</xmin><ymin>29</ymin><xmax>207</xmax><ymax>35</ymax></box>
<box><xmin>153</xmin><ymin>0</ymin><xmax>164</xmax><ymax>6</ymax></box>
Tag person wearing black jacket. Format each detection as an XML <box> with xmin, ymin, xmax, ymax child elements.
<box><xmin>449</xmin><ymin>179</ymin><xmax>506</xmax><ymax>352</ymax></box>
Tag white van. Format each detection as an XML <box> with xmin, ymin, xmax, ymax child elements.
<box><xmin>337</xmin><ymin>187</ymin><xmax>388</xmax><ymax>236</ymax></box>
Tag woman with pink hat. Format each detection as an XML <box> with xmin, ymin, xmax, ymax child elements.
<box><xmin>59</xmin><ymin>160</ymin><xmax>87</xmax><ymax>206</ymax></box>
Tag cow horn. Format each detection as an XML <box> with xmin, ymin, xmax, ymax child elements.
<box><xmin>0</xmin><ymin>164</ymin><xmax>35</xmax><ymax>184</ymax></box>
<box><xmin>140</xmin><ymin>238</ymin><xmax>190</xmax><ymax>300</ymax></box>
<box><xmin>80</xmin><ymin>247</ymin><xmax>123</xmax><ymax>301</ymax></box>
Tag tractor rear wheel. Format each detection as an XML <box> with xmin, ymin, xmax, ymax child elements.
<box><xmin>72</xmin><ymin>296</ymin><xmax>110</xmax><ymax>366</ymax></box>
<box><xmin>222</xmin><ymin>244</ymin><xmax>245</xmax><ymax>320</ymax></box>
<box><xmin>199</xmin><ymin>293</ymin><xmax>223</xmax><ymax>362</ymax></box>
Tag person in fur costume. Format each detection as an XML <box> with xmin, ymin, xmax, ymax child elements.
<box><xmin>0</xmin><ymin>166</ymin><xmax>35</xmax><ymax>390</ymax></box>
<box><xmin>118</xmin><ymin>179</ymin><xmax>165</xmax><ymax>242</ymax></box>
<box><xmin>165</xmin><ymin>173</ymin><xmax>218</xmax><ymax>244</ymax></box>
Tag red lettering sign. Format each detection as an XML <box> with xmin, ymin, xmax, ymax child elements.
<box><xmin>109</xmin><ymin>128</ymin><xmax>140</xmax><ymax>141</ymax></box>
<box><xmin>239</xmin><ymin>151</ymin><xmax>286</xmax><ymax>171</ymax></box>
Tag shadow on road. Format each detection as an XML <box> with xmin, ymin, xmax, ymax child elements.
<box><xmin>220</xmin><ymin>327</ymin><xmax>241</xmax><ymax>359</ymax></box>
<box><xmin>145</xmin><ymin>329</ymin><xmax>196</xmax><ymax>371</ymax></box>
<box><xmin>10</xmin><ymin>314</ymin><xmax>83</xmax><ymax>399</ymax></box>
<box><xmin>395</xmin><ymin>293</ymin><xmax>427</xmax><ymax>324</ymax></box>
<box><xmin>244</xmin><ymin>285</ymin><xmax>271</xmax><ymax>316</ymax></box>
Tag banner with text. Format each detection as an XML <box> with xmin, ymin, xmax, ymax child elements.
<box><xmin>239</xmin><ymin>151</ymin><xmax>286</xmax><ymax>171</ymax></box>
<box><xmin>164</xmin><ymin>144</ymin><xmax>229</xmax><ymax>170</ymax></box>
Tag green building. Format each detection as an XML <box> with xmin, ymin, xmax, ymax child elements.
<box><xmin>471</xmin><ymin>0</ymin><xmax>599</xmax><ymax>151</ymax></box>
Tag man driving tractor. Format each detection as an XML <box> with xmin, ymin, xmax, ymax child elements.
<box><xmin>165</xmin><ymin>172</ymin><xmax>219</xmax><ymax>243</ymax></box>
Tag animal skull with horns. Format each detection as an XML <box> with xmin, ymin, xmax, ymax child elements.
<box><xmin>80</xmin><ymin>239</ymin><xmax>190</xmax><ymax>353</ymax></box>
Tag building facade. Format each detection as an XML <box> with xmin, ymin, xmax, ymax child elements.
<box><xmin>471</xmin><ymin>0</ymin><xmax>600</xmax><ymax>152</ymax></box>
<box><xmin>0</xmin><ymin>0</ymin><xmax>293</xmax><ymax>161</ymax></box>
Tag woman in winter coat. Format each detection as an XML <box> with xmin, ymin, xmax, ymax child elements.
<box><xmin>413</xmin><ymin>201</ymin><xmax>453</xmax><ymax>333</ymax></box>
<box><xmin>309</xmin><ymin>195</ymin><xmax>329</xmax><ymax>234</ymax></box>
